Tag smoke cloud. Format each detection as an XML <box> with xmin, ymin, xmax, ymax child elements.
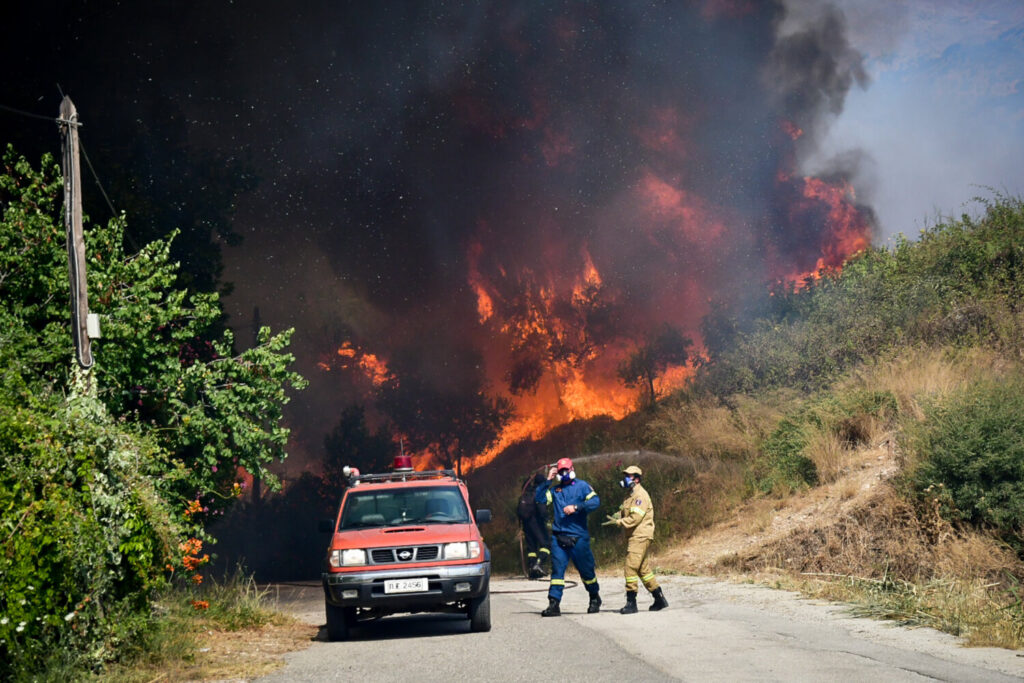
<box><xmin>214</xmin><ymin>1</ymin><xmax>877</xmax><ymax>473</ymax></box>
<box><xmin>0</xmin><ymin>1</ymin><xmax>876</xmax><ymax>474</ymax></box>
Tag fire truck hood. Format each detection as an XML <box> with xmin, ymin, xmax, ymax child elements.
<box><xmin>334</xmin><ymin>523</ymin><xmax>479</xmax><ymax>548</ymax></box>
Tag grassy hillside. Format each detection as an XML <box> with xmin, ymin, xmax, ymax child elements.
<box><xmin>472</xmin><ymin>195</ymin><xmax>1024</xmax><ymax>646</ymax></box>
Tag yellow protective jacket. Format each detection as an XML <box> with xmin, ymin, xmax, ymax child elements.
<box><xmin>616</xmin><ymin>482</ymin><xmax>655</xmax><ymax>541</ymax></box>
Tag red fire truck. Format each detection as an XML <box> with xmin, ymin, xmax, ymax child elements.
<box><xmin>319</xmin><ymin>456</ymin><xmax>492</xmax><ymax>640</ymax></box>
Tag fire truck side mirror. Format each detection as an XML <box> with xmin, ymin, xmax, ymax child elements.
<box><xmin>318</xmin><ymin>519</ymin><xmax>335</xmax><ymax>533</ymax></box>
<box><xmin>474</xmin><ymin>509</ymin><xmax>492</xmax><ymax>524</ymax></box>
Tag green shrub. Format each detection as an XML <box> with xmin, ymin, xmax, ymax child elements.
<box><xmin>752</xmin><ymin>417</ymin><xmax>819</xmax><ymax>494</ymax></box>
<box><xmin>0</xmin><ymin>391</ymin><xmax>177</xmax><ymax>678</ymax></box>
<box><xmin>751</xmin><ymin>389</ymin><xmax>899</xmax><ymax>494</ymax></box>
<box><xmin>911</xmin><ymin>374</ymin><xmax>1024</xmax><ymax>551</ymax></box>
<box><xmin>0</xmin><ymin>147</ymin><xmax>304</xmax><ymax>677</ymax></box>
<box><xmin>697</xmin><ymin>195</ymin><xmax>1024</xmax><ymax>398</ymax></box>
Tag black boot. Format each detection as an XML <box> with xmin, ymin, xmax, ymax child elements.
<box><xmin>619</xmin><ymin>592</ymin><xmax>638</xmax><ymax>614</ymax></box>
<box><xmin>541</xmin><ymin>597</ymin><xmax>561</xmax><ymax>617</ymax></box>
<box><xmin>587</xmin><ymin>594</ymin><xmax>602</xmax><ymax>614</ymax></box>
<box><xmin>649</xmin><ymin>587</ymin><xmax>668</xmax><ymax>611</ymax></box>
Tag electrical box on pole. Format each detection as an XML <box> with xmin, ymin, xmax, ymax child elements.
<box><xmin>59</xmin><ymin>96</ymin><xmax>94</xmax><ymax>369</ymax></box>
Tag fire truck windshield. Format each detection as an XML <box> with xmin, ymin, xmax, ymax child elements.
<box><xmin>339</xmin><ymin>486</ymin><xmax>470</xmax><ymax>529</ymax></box>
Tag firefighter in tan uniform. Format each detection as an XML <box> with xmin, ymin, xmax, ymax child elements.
<box><xmin>604</xmin><ymin>465</ymin><xmax>668</xmax><ymax>614</ymax></box>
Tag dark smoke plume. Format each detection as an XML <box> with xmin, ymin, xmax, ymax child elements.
<box><xmin>0</xmin><ymin>1</ymin><xmax>875</xmax><ymax>475</ymax></box>
<box><xmin>218</xmin><ymin>1</ymin><xmax>877</xmax><ymax>472</ymax></box>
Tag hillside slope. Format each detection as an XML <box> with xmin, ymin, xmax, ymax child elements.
<box><xmin>661</xmin><ymin>439</ymin><xmax>900</xmax><ymax>574</ymax></box>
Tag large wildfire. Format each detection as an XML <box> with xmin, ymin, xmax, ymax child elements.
<box><xmin>295</xmin><ymin>1</ymin><xmax>874</xmax><ymax>475</ymax></box>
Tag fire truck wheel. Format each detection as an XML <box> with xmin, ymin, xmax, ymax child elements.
<box><xmin>467</xmin><ymin>591</ymin><xmax>491</xmax><ymax>632</ymax></box>
<box><xmin>326</xmin><ymin>603</ymin><xmax>355</xmax><ymax>641</ymax></box>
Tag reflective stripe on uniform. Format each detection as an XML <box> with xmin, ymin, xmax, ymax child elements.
<box><xmin>630</xmin><ymin>506</ymin><xmax>645</xmax><ymax>516</ymax></box>
<box><xmin>625</xmin><ymin>576</ymin><xmax>639</xmax><ymax>583</ymax></box>
<box><xmin>545</xmin><ymin>490</ymin><xmax>553</xmax><ymax>504</ymax></box>
<box><xmin>585</xmin><ymin>491</ymin><xmax>597</xmax><ymax>500</ymax></box>
<box><xmin>642</xmin><ymin>572</ymin><xmax>656</xmax><ymax>582</ymax></box>
<box><xmin>583</xmin><ymin>577</ymin><xmax>598</xmax><ymax>585</ymax></box>
<box><xmin>550</xmin><ymin>578</ymin><xmax>565</xmax><ymax>586</ymax></box>
<box><xmin>527</xmin><ymin>552</ymin><xmax>537</xmax><ymax>558</ymax></box>
<box><xmin>539</xmin><ymin>547</ymin><xmax>550</xmax><ymax>554</ymax></box>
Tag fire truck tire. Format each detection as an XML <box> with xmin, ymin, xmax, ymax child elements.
<box><xmin>325</xmin><ymin>603</ymin><xmax>355</xmax><ymax>641</ymax></box>
<box><xmin>467</xmin><ymin>591</ymin><xmax>491</xmax><ymax>632</ymax></box>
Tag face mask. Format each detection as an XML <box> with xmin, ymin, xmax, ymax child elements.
<box><xmin>559</xmin><ymin>470</ymin><xmax>574</xmax><ymax>485</ymax></box>
<box><xmin>619</xmin><ymin>475</ymin><xmax>634</xmax><ymax>489</ymax></box>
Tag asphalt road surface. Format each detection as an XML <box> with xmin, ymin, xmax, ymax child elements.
<box><xmin>259</xmin><ymin>575</ymin><xmax>1024</xmax><ymax>682</ymax></box>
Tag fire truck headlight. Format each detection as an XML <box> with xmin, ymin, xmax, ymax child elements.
<box><xmin>443</xmin><ymin>542</ymin><xmax>482</xmax><ymax>560</ymax></box>
<box><xmin>443</xmin><ymin>542</ymin><xmax>468</xmax><ymax>559</ymax></box>
<box><xmin>330</xmin><ymin>549</ymin><xmax>366</xmax><ymax>567</ymax></box>
<box><xmin>342</xmin><ymin>548</ymin><xmax>367</xmax><ymax>565</ymax></box>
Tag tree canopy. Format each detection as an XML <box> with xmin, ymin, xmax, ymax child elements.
<box><xmin>0</xmin><ymin>147</ymin><xmax>304</xmax><ymax>676</ymax></box>
<box><xmin>617</xmin><ymin>324</ymin><xmax>693</xmax><ymax>406</ymax></box>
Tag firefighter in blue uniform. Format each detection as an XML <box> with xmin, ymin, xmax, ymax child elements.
<box><xmin>534</xmin><ymin>457</ymin><xmax>602</xmax><ymax>616</ymax></box>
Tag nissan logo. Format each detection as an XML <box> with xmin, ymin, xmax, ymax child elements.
<box><xmin>397</xmin><ymin>549</ymin><xmax>413</xmax><ymax>561</ymax></box>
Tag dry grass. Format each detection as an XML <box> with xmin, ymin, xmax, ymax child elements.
<box><xmin>105</xmin><ymin>615</ymin><xmax>316</xmax><ymax>682</ymax></box>
<box><xmin>102</xmin><ymin>572</ymin><xmax>318</xmax><ymax>682</ymax></box>
<box><xmin>803</xmin><ymin>429</ymin><xmax>848</xmax><ymax>484</ymax></box>
<box><xmin>838</xmin><ymin>476</ymin><xmax>860</xmax><ymax>501</ymax></box>
<box><xmin>715</xmin><ymin>481</ymin><xmax>1024</xmax><ymax>648</ymax></box>
<box><xmin>655</xmin><ymin>369</ymin><xmax>1024</xmax><ymax>649</ymax></box>
<box><xmin>736</xmin><ymin>483</ymin><xmax>1020</xmax><ymax>582</ymax></box>
<box><xmin>780</xmin><ymin>574</ymin><xmax>1024</xmax><ymax>649</ymax></box>
<box><xmin>102</xmin><ymin>612</ymin><xmax>317</xmax><ymax>683</ymax></box>
<box><xmin>647</xmin><ymin>393</ymin><xmax>787</xmax><ymax>461</ymax></box>
<box><xmin>843</xmin><ymin>347</ymin><xmax>1007</xmax><ymax>422</ymax></box>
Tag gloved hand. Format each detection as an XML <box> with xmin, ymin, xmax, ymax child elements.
<box><xmin>601</xmin><ymin>514</ymin><xmax>620</xmax><ymax>526</ymax></box>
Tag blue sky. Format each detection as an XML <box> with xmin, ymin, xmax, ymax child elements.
<box><xmin>800</xmin><ymin>0</ymin><xmax>1024</xmax><ymax>241</ymax></box>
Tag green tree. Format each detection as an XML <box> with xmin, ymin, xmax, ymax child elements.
<box><xmin>0</xmin><ymin>146</ymin><xmax>306</xmax><ymax>512</ymax></box>
<box><xmin>0</xmin><ymin>147</ymin><xmax>305</xmax><ymax>675</ymax></box>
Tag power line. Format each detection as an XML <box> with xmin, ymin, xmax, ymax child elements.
<box><xmin>0</xmin><ymin>101</ymin><xmax>64</xmax><ymax>124</ymax></box>
<box><xmin>2</xmin><ymin>100</ymin><xmax>132</xmax><ymax>243</ymax></box>
<box><xmin>79</xmin><ymin>139</ymin><xmax>119</xmax><ymax>219</ymax></box>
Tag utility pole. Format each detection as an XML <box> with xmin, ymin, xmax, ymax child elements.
<box><xmin>59</xmin><ymin>96</ymin><xmax>95</xmax><ymax>370</ymax></box>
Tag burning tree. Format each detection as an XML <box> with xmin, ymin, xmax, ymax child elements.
<box><xmin>380</xmin><ymin>370</ymin><xmax>513</xmax><ymax>476</ymax></box>
<box><xmin>617</xmin><ymin>325</ymin><xmax>693</xmax><ymax>407</ymax></box>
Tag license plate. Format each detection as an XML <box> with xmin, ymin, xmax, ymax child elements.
<box><xmin>384</xmin><ymin>578</ymin><xmax>428</xmax><ymax>594</ymax></box>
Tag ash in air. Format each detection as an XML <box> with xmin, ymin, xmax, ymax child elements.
<box><xmin>219</xmin><ymin>1</ymin><xmax>876</xmax><ymax>473</ymax></box>
<box><xmin>0</xmin><ymin>1</ymin><xmax>877</xmax><ymax>474</ymax></box>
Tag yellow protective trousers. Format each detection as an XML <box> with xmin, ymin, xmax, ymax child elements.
<box><xmin>623</xmin><ymin>537</ymin><xmax>659</xmax><ymax>594</ymax></box>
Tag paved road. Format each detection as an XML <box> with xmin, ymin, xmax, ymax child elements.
<box><xmin>260</xmin><ymin>575</ymin><xmax>1024</xmax><ymax>682</ymax></box>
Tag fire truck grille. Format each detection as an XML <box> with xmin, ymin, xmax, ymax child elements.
<box><xmin>416</xmin><ymin>546</ymin><xmax>439</xmax><ymax>560</ymax></box>
<box><xmin>370</xmin><ymin>545</ymin><xmax>441</xmax><ymax>564</ymax></box>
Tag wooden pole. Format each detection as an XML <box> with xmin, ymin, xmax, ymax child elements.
<box><xmin>59</xmin><ymin>96</ymin><xmax>93</xmax><ymax>369</ymax></box>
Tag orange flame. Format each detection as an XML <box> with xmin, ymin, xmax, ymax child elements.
<box><xmin>638</xmin><ymin>170</ymin><xmax>725</xmax><ymax>243</ymax></box>
<box><xmin>571</xmin><ymin>248</ymin><xmax>603</xmax><ymax>305</ymax></box>
<box><xmin>781</xmin><ymin>120</ymin><xmax>803</xmax><ymax>140</ymax></box>
<box><xmin>782</xmin><ymin>176</ymin><xmax>871</xmax><ymax>287</ymax></box>
<box><xmin>457</xmin><ymin>244</ymin><xmax>700</xmax><ymax>473</ymax></box>
<box><xmin>319</xmin><ymin>341</ymin><xmax>395</xmax><ymax>387</ymax></box>
<box><xmin>468</xmin><ymin>239</ymin><xmax>495</xmax><ymax>323</ymax></box>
